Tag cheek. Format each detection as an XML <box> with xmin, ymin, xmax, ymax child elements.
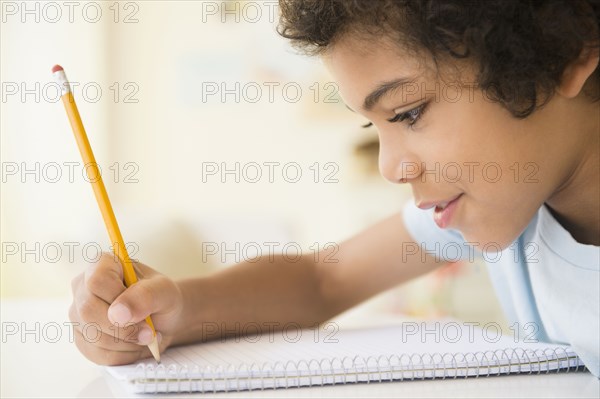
<box><xmin>411</xmin><ymin>98</ymin><xmax>488</xmax><ymax>168</ymax></box>
<box><xmin>401</xmin><ymin>86</ymin><xmax>558</xmax><ymax>248</ymax></box>
<box><xmin>423</xmin><ymin>99</ymin><xmax>550</xmax><ymax>247</ymax></box>
<box><xmin>452</xmin><ymin>151</ymin><xmax>550</xmax><ymax>249</ymax></box>
<box><xmin>422</xmin><ymin>96</ymin><xmax>540</xmax><ymax>194</ymax></box>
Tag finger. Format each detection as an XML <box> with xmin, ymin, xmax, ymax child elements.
<box><xmin>73</xmin><ymin>322</ymin><xmax>156</xmax><ymax>352</ymax></box>
<box><xmin>108</xmin><ymin>276</ymin><xmax>178</xmax><ymax>325</ymax></box>
<box><xmin>73</xmin><ymin>329</ymin><xmax>148</xmax><ymax>366</ymax></box>
<box><xmin>84</xmin><ymin>252</ymin><xmax>126</xmax><ymax>303</ymax></box>
<box><xmin>71</xmin><ymin>285</ymin><xmax>153</xmax><ymax>344</ymax></box>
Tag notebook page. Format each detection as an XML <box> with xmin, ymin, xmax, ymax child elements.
<box><xmin>106</xmin><ymin>322</ymin><xmax>581</xmax><ymax>392</ymax></box>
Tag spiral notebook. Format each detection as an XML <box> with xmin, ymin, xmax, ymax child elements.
<box><xmin>106</xmin><ymin>322</ymin><xmax>585</xmax><ymax>394</ymax></box>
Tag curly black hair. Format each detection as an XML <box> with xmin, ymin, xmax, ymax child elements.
<box><xmin>277</xmin><ymin>0</ymin><xmax>600</xmax><ymax>118</ymax></box>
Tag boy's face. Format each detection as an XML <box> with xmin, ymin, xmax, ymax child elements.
<box><xmin>323</xmin><ymin>36</ymin><xmax>576</xmax><ymax>250</ymax></box>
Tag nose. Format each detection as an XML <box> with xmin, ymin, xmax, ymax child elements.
<box><xmin>378</xmin><ymin>140</ymin><xmax>421</xmax><ymax>184</ymax></box>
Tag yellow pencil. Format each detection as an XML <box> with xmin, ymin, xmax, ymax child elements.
<box><xmin>53</xmin><ymin>64</ymin><xmax>160</xmax><ymax>363</ymax></box>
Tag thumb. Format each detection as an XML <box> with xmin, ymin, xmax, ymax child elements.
<box><xmin>107</xmin><ymin>276</ymin><xmax>174</xmax><ymax>325</ymax></box>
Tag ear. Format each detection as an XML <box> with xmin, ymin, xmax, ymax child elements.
<box><xmin>557</xmin><ymin>45</ymin><xmax>600</xmax><ymax>99</ymax></box>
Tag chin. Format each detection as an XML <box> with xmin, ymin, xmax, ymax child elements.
<box><xmin>458</xmin><ymin>204</ymin><xmax>535</xmax><ymax>253</ymax></box>
<box><xmin>460</xmin><ymin>226</ymin><xmax>522</xmax><ymax>253</ymax></box>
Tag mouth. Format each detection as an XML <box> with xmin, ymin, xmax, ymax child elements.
<box><xmin>417</xmin><ymin>194</ymin><xmax>463</xmax><ymax>229</ymax></box>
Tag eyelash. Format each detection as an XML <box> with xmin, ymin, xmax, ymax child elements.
<box><xmin>388</xmin><ymin>102</ymin><xmax>429</xmax><ymax>126</ymax></box>
<box><xmin>362</xmin><ymin>102</ymin><xmax>429</xmax><ymax>129</ymax></box>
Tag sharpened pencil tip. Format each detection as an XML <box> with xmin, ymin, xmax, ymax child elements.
<box><xmin>147</xmin><ymin>335</ymin><xmax>161</xmax><ymax>364</ymax></box>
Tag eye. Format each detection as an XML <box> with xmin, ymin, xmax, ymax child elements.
<box><xmin>387</xmin><ymin>102</ymin><xmax>429</xmax><ymax>128</ymax></box>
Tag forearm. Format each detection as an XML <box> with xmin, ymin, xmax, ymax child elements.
<box><xmin>169</xmin><ymin>213</ymin><xmax>445</xmax><ymax>347</ymax></box>
<box><xmin>171</xmin><ymin>254</ymin><xmax>331</xmax><ymax>346</ymax></box>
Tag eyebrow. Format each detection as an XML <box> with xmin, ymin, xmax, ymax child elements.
<box><xmin>362</xmin><ymin>77</ymin><xmax>416</xmax><ymax>111</ymax></box>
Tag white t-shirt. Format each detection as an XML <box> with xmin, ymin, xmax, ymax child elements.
<box><xmin>402</xmin><ymin>201</ymin><xmax>600</xmax><ymax>377</ymax></box>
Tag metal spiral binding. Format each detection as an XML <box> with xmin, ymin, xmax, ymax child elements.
<box><xmin>129</xmin><ymin>347</ymin><xmax>585</xmax><ymax>393</ymax></box>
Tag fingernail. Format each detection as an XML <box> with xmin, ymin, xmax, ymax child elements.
<box><xmin>138</xmin><ymin>326</ymin><xmax>153</xmax><ymax>345</ymax></box>
<box><xmin>108</xmin><ymin>303</ymin><xmax>131</xmax><ymax>325</ymax></box>
<box><xmin>157</xmin><ymin>332</ymin><xmax>163</xmax><ymax>343</ymax></box>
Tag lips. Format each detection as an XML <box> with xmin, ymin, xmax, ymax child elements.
<box><xmin>417</xmin><ymin>194</ymin><xmax>462</xmax><ymax>211</ymax></box>
<box><xmin>417</xmin><ymin>194</ymin><xmax>463</xmax><ymax>229</ymax></box>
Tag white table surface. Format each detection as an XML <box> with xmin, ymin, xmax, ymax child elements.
<box><xmin>1</xmin><ymin>298</ymin><xmax>598</xmax><ymax>398</ymax></box>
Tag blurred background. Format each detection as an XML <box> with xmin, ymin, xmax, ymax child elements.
<box><xmin>1</xmin><ymin>0</ymin><xmax>506</xmax><ymax>327</ymax></box>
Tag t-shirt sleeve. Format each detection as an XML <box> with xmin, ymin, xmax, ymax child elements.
<box><xmin>402</xmin><ymin>200</ymin><xmax>476</xmax><ymax>262</ymax></box>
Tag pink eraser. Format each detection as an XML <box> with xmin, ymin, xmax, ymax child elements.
<box><xmin>52</xmin><ymin>65</ymin><xmax>63</xmax><ymax>73</ymax></box>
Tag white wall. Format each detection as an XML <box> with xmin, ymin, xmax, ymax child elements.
<box><xmin>1</xmin><ymin>0</ymin><xmax>113</xmax><ymax>295</ymax></box>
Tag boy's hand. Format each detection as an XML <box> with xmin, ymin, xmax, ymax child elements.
<box><xmin>69</xmin><ymin>253</ymin><xmax>184</xmax><ymax>365</ymax></box>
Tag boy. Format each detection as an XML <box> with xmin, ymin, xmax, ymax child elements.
<box><xmin>69</xmin><ymin>0</ymin><xmax>600</xmax><ymax>377</ymax></box>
